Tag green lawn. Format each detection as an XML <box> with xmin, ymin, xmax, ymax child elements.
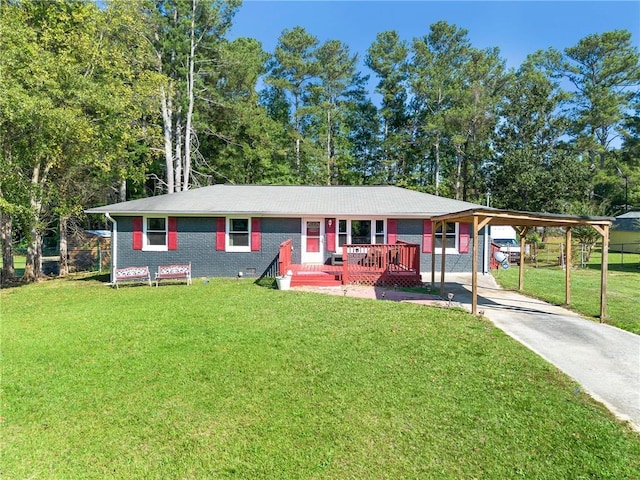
<box><xmin>2</xmin><ymin>276</ymin><xmax>639</xmax><ymax>479</ymax></box>
<box><xmin>0</xmin><ymin>255</ymin><xmax>25</xmax><ymax>279</ymax></box>
<box><xmin>493</xmin><ymin>255</ymin><xmax>640</xmax><ymax>335</ymax></box>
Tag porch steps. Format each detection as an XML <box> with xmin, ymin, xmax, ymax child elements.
<box><xmin>290</xmin><ymin>270</ymin><xmax>342</xmax><ymax>287</ymax></box>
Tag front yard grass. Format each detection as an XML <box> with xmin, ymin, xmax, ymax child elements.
<box><xmin>2</xmin><ymin>276</ymin><xmax>639</xmax><ymax>478</ymax></box>
<box><xmin>493</xmin><ymin>259</ymin><xmax>640</xmax><ymax>334</ymax></box>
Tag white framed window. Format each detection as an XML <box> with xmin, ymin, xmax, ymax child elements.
<box><xmin>336</xmin><ymin>219</ymin><xmax>386</xmax><ymax>245</ymax></box>
<box><xmin>435</xmin><ymin>223</ymin><xmax>459</xmax><ymax>254</ymax></box>
<box><xmin>144</xmin><ymin>216</ymin><xmax>168</xmax><ymax>251</ymax></box>
<box><xmin>338</xmin><ymin>219</ymin><xmax>348</xmax><ymax>247</ymax></box>
<box><xmin>227</xmin><ymin>217</ymin><xmax>251</xmax><ymax>252</ymax></box>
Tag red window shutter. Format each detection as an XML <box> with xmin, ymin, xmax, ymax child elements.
<box><xmin>216</xmin><ymin>218</ymin><xmax>225</xmax><ymax>251</ymax></box>
<box><xmin>251</xmin><ymin>218</ymin><xmax>261</xmax><ymax>251</ymax></box>
<box><xmin>459</xmin><ymin>223</ymin><xmax>470</xmax><ymax>253</ymax></box>
<box><xmin>387</xmin><ymin>219</ymin><xmax>397</xmax><ymax>244</ymax></box>
<box><xmin>132</xmin><ymin>217</ymin><xmax>143</xmax><ymax>250</ymax></box>
<box><xmin>326</xmin><ymin>218</ymin><xmax>336</xmax><ymax>252</ymax></box>
<box><xmin>168</xmin><ymin>217</ymin><xmax>178</xmax><ymax>250</ymax></box>
<box><xmin>422</xmin><ymin>220</ymin><xmax>433</xmax><ymax>253</ymax></box>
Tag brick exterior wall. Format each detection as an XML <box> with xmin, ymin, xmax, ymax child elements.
<box><xmin>114</xmin><ymin>216</ymin><xmax>301</xmax><ymax>279</ymax></box>
<box><xmin>112</xmin><ymin>216</ymin><xmax>486</xmax><ymax>279</ymax></box>
<box><xmin>396</xmin><ymin>219</ymin><xmax>487</xmax><ymax>274</ymax></box>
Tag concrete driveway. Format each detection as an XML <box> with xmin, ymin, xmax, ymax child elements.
<box><xmin>440</xmin><ymin>273</ymin><xmax>640</xmax><ymax>432</ymax></box>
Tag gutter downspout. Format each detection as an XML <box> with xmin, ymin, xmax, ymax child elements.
<box><xmin>105</xmin><ymin>213</ymin><xmax>117</xmax><ymax>284</ymax></box>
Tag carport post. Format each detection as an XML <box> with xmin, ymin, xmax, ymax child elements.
<box><xmin>600</xmin><ymin>225</ymin><xmax>609</xmax><ymax>321</ymax></box>
<box><xmin>472</xmin><ymin>216</ymin><xmax>479</xmax><ymax>315</ymax></box>
<box><xmin>440</xmin><ymin>221</ymin><xmax>447</xmax><ymax>298</ymax></box>
<box><xmin>565</xmin><ymin>227</ymin><xmax>572</xmax><ymax>306</ymax></box>
<box><xmin>517</xmin><ymin>226</ymin><xmax>528</xmax><ymax>292</ymax></box>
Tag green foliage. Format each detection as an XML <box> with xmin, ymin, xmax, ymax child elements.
<box><xmin>2</xmin><ymin>278</ymin><xmax>639</xmax><ymax>477</ymax></box>
<box><xmin>2</xmin><ymin>3</ymin><xmax>640</xmax><ymax>267</ymax></box>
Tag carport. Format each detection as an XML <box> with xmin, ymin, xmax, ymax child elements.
<box><xmin>429</xmin><ymin>208</ymin><xmax>614</xmax><ymax>319</ymax></box>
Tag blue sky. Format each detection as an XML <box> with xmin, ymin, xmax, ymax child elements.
<box><xmin>229</xmin><ymin>1</ymin><xmax>640</xmax><ymax>77</ymax></box>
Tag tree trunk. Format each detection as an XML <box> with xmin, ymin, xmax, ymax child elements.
<box><xmin>59</xmin><ymin>215</ymin><xmax>69</xmax><ymax>277</ymax></box>
<box><xmin>161</xmin><ymin>85</ymin><xmax>175</xmax><ymax>193</ymax></box>
<box><xmin>23</xmin><ymin>226</ymin><xmax>42</xmax><ymax>283</ymax></box>
<box><xmin>23</xmin><ymin>163</ymin><xmax>48</xmax><ymax>283</ymax></box>
<box><xmin>294</xmin><ymin>92</ymin><xmax>301</xmax><ymax>174</ymax></box>
<box><xmin>183</xmin><ymin>0</ymin><xmax>197</xmax><ymax>192</ymax></box>
<box><xmin>119</xmin><ymin>178</ymin><xmax>127</xmax><ymax>202</ymax></box>
<box><xmin>326</xmin><ymin>109</ymin><xmax>331</xmax><ymax>185</ymax></box>
<box><xmin>433</xmin><ymin>132</ymin><xmax>440</xmax><ymax>196</ymax></box>
<box><xmin>0</xmin><ymin>209</ymin><xmax>15</xmax><ymax>285</ymax></box>
<box><xmin>175</xmin><ymin>116</ymin><xmax>183</xmax><ymax>191</ymax></box>
<box><xmin>454</xmin><ymin>148</ymin><xmax>463</xmax><ymax>201</ymax></box>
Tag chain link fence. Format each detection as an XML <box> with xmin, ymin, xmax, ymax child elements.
<box><xmin>525</xmin><ymin>242</ymin><xmax>640</xmax><ymax>269</ymax></box>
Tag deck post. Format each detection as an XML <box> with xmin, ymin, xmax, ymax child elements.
<box><xmin>342</xmin><ymin>245</ymin><xmax>348</xmax><ymax>285</ymax></box>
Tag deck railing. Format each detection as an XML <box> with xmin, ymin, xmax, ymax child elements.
<box><xmin>278</xmin><ymin>239</ymin><xmax>293</xmax><ymax>276</ymax></box>
<box><xmin>341</xmin><ymin>242</ymin><xmax>421</xmax><ymax>286</ymax></box>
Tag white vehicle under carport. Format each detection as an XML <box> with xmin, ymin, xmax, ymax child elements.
<box><xmin>491</xmin><ymin>226</ymin><xmax>521</xmax><ymax>265</ymax></box>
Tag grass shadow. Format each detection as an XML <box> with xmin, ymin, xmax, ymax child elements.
<box><xmin>584</xmin><ymin>263</ymin><xmax>640</xmax><ymax>273</ymax></box>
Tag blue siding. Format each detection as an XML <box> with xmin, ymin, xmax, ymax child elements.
<box><xmin>114</xmin><ymin>216</ymin><xmax>301</xmax><ymax>279</ymax></box>
<box><xmin>396</xmin><ymin>219</ymin><xmax>486</xmax><ymax>273</ymax></box>
<box><xmin>113</xmin><ymin>216</ymin><xmax>486</xmax><ymax>279</ymax></box>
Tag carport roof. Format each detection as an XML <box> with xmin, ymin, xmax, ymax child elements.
<box><xmin>430</xmin><ymin>207</ymin><xmax>613</xmax><ymax>228</ymax></box>
<box><xmin>429</xmin><ymin>207</ymin><xmax>613</xmax><ymax>321</ymax></box>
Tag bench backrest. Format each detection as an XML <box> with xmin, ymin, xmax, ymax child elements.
<box><xmin>157</xmin><ymin>264</ymin><xmax>190</xmax><ymax>276</ymax></box>
<box><xmin>115</xmin><ymin>266</ymin><xmax>150</xmax><ymax>278</ymax></box>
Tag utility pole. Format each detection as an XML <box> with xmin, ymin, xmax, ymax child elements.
<box><xmin>615</xmin><ymin>165</ymin><xmax>629</xmax><ymax>213</ymax></box>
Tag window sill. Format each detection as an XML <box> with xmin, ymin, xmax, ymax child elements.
<box><xmin>434</xmin><ymin>248</ymin><xmax>460</xmax><ymax>255</ymax></box>
<box><xmin>226</xmin><ymin>246</ymin><xmax>251</xmax><ymax>253</ymax></box>
<box><xmin>143</xmin><ymin>245</ymin><xmax>168</xmax><ymax>252</ymax></box>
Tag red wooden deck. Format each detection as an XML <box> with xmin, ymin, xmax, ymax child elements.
<box><xmin>280</xmin><ymin>241</ymin><xmax>423</xmax><ymax>288</ymax></box>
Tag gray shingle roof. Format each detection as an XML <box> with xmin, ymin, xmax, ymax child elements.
<box><xmin>85</xmin><ymin>185</ymin><xmax>482</xmax><ymax>217</ymax></box>
<box><xmin>613</xmin><ymin>211</ymin><xmax>640</xmax><ymax>232</ymax></box>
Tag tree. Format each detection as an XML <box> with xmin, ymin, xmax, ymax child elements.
<box><xmin>198</xmin><ymin>37</ymin><xmax>293</xmax><ymax>185</ymax></box>
<box><xmin>0</xmin><ymin>1</ymin><xmax>156</xmax><ymax>281</ymax></box>
<box><xmin>365</xmin><ymin>31</ymin><xmax>410</xmax><ymax>183</ymax></box>
<box><xmin>618</xmin><ymin>103</ymin><xmax>640</xmax><ymax>211</ymax></box>
<box><xmin>310</xmin><ymin>40</ymin><xmax>359</xmax><ymax>184</ymax></box>
<box><xmin>148</xmin><ymin>0</ymin><xmax>241</xmax><ymax>193</ymax></box>
<box><xmin>267</xmin><ymin>26</ymin><xmax>319</xmax><ymax>178</ymax></box>
<box><xmin>562</xmin><ymin>30</ymin><xmax>640</xmax><ymax>168</ymax></box>
<box><xmin>489</xmin><ymin>52</ymin><xmax>592</xmax><ymax>212</ymax></box>
<box><xmin>409</xmin><ymin>21</ymin><xmax>472</xmax><ymax>194</ymax></box>
<box><xmin>444</xmin><ymin>46</ymin><xmax>506</xmax><ymax>202</ymax></box>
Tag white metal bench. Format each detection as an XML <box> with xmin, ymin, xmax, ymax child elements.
<box><xmin>155</xmin><ymin>263</ymin><xmax>192</xmax><ymax>287</ymax></box>
<box><xmin>113</xmin><ymin>266</ymin><xmax>151</xmax><ymax>288</ymax></box>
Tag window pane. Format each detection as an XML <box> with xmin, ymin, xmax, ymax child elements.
<box><xmin>445</xmin><ymin>235</ymin><xmax>456</xmax><ymax>249</ymax></box>
<box><xmin>351</xmin><ymin>220</ymin><xmax>371</xmax><ymax>244</ymax></box>
<box><xmin>435</xmin><ymin>224</ymin><xmax>456</xmax><ymax>234</ymax></box>
<box><xmin>148</xmin><ymin>217</ymin><xmax>165</xmax><ymax>231</ymax></box>
<box><xmin>230</xmin><ymin>233</ymin><xmax>249</xmax><ymax>247</ymax></box>
<box><xmin>375</xmin><ymin>234</ymin><xmax>385</xmax><ymax>244</ymax></box>
<box><xmin>338</xmin><ymin>220</ymin><xmax>347</xmax><ymax>234</ymax></box>
<box><xmin>231</xmin><ymin>219</ymin><xmax>249</xmax><ymax>232</ymax></box>
<box><xmin>148</xmin><ymin>232</ymin><xmax>166</xmax><ymax>246</ymax></box>
<box><xmin>338</xmin><ymin>234</ymin><xmax>347</xmax><ymax>247</ymax></box>
<box><xmin>376</xmin><ymin>220</ymin><xmax>384</xmax><ymax>234</ymax></box>
<box><xmin>307</xmin><ymin>221</ymin><xmax>320</xmax><ymax>236</ymax></box>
